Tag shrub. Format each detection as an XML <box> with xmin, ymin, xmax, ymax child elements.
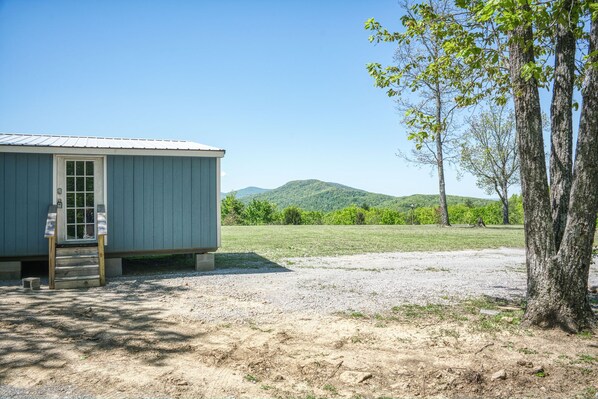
<box><xmin>301</xmin><ymin>210</ymin><xmax>324</xmax><ymax>225</ymax></box>
<box><xmin>221</xmin><ymin>193</ymin><xmax>245</xmax><ymax>225</ymax></box>
<box><xmin>243</xmin><ymin>199</ymin><xmax>277</xmax><ymax>225</ymax></box>
<box><xmin>508</xmin><ymin>194</ymin><xmax>524</xmax><ymax>224</ymax></box>
<box><xmin>282</xmin><ymin>206</ymin><xmax>302</xmax><ymax>225</ymax></box>
<box><xmin>355</xmin><ymin>211</ymin><xmax>366</xmax><ymax>225</ymax></box>
<box><xmin>324</xmin><ymin>205</ymin><xmax>365</xmax><ymax>225</ymax></box>
<box><xmin>366</xmin><ymin>207</ymin><xmax>405</xmax><ymax>225</ymax></box>
<box><xmin>414</xmin><ymin>207</ymin><xmax>438</xmax><ymax>225</ymax></box>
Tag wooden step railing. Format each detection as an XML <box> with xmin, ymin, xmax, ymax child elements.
<box><xmin>44</xmin><ymin>204</ymin><xmax>108</xmax><ymax>289</ymax></box>
<box><xmin>97</xmin><ymin>204</ymin><xmax>107</xmax><ymax>286</ymax></box>
<box><xmin>44</xmin><ymin>205</ymin><xmax>58</xmax><ymax>289</ymax></box>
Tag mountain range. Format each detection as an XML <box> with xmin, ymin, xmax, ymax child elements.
<box><xmin>224</xmin><ymin>179</ymin><xmax>495</xmax><ymax>212</ymax></box>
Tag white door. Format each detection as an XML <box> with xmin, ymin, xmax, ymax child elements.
<box><xmin>56</xmin><ymin>156</ymin><xmax>104</xmax><ymax>244</ymax></box>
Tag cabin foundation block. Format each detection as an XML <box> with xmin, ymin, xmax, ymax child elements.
<box><xmin>105</xmin><ymin>258</ymin><xmax>123</xmax><ymax>277</ymax></box>
<box><xmin>0</xmin><ymin>261</ymin><xmax>21</xmax><ymax>280</ymax></box>
<box><xmin>22</xmin><ymin>277</ymin><xmax>41</xmax><ymax>290</ymax></box>
<box><xmin>195</xmin><ymin>253</ymin><xmax>215</xmax><ymax>271</ymax></box>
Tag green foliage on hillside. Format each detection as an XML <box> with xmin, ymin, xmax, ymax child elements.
<box><xmin>239</xmin><ymin>179</ymin><xmax>494</xmax><ymax>212</ymax></box>
<box><xmin>222</xmin><ymin>191</ymin><xmax>524</xmax><ymax>226</ymax></box>
<box><xmin>223</xmin><ymin>186</ymin><xmax>270</xmax><ymax>199</ymax></box>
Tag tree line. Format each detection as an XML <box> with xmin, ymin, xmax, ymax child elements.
<box><xmin>221</xmin><ymin>193</ymin><xmax>524</xmax><ymax>226</ymax></box>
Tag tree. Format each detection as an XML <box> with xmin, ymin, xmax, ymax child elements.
<box><xmin>243</xmin><ymin>199</ymin><xmax>277</xmax><ymax>225</ymax></box>
<box><xmin>460</xmin><ymin>104</ymin><xmax>519</xmax><ymax>224</ymax></box>
<box><xmin>506</xmin><ymin>1</ymin><xmax>597</xmax><ymax>331</ymax></box>
<box><xmin>448</xmin><ymin>0</ymin><xmax>598</xmax><ymax>330</ymax></box>
<box><xmin>221</xmin><ymin>193</ymin><xmax>245</xmax><ymax>225</ymax></box>
<box><xmin>282</xmin><ymin>206</ymin><xmax>302</xmax><ymax>225</ymax></box>
<box><xmin>365</xmin><ymin>0</ymin><xmax>469</xmax><ymax>226</ymax></box>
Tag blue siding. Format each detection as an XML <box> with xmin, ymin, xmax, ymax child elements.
<box><xmin>106</xmin><ymin>155</ymin><xmax>217</xmax><ymax>253</ymax></box>
<box><xmin>0</xmin><ymin>153</ymin><xmax>53</xmax><ymax>257</ymax></box>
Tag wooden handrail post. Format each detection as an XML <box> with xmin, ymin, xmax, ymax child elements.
<box><xmin>97</xmin><ymin>204</ymin><xmax>107</xmax><ymax>286</ymax></box>
<box><xmin>48</xmin><ymin>236</ymin><xmax>56</xmax><ymax>289</ymax></box>
<box><xmin>44</xmin><ymin>205</ymin><xmax>58</xmax><ymax>289</ymax></box>
<box><xmin>98</xmin><ymin>234</ymin><xmax>106</xmax><ymax>286</ymax></box>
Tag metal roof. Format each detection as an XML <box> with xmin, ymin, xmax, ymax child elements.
<box><xmin>0</xmin><ymin>133</ymin><xmax>225</xmax><ymax>157</ymax></box>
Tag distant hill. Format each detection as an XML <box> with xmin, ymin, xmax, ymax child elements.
<box><xmin>237</xmin><ymin>179</ymin><xmax>494</xmax><ymax>212</ymax></box>
<box><xmin>224</xmin><ymin>186</ymin><xmax>270</xmax><ymax>199</ymax></box>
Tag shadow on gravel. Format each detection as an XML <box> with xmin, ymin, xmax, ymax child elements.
<box><xmin>122</xmin><ymin>252</ymin><xmax>290</xmax><ymax>277</ymax></box>
<box><xmin>0</xmin><ymin>281</ymin><xmax>198</xmax><ymax>384</ymax></box>
<box><xmin>488</xmin><ymin>285</ymin><xmax>526</xmax><ymax>296</ymax></box>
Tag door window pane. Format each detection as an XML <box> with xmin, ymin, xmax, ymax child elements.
<box><xmin>85</xmin><ymin>225</ymin><xmax>95</xmax><ymax>239</ymax></box>
<box><xmin>86</xmin><ymin>177</ymin><xmax>94</xmax><ymax>191</ymax></box>
<box><xmin>77</xmin><ymin>225</ymin><xmax>84</xmax><ymax>239</ymax></box>
<box><xmin>76</xmin><ymin>209</ymin><xmax>84</xmax><ymax>223</ymax></box>
<box><xmin>85</xmin><ymin>208</ymin><xmax>94</xmax><ymax>223</ymax></box>
<box><xmin>66</xmin><ymin>193</ymin><xmax>75</xmax><ymax>207</ymax></box>
<box><xmin>86</xmin><ymin>161</ymin><xmax>94</xmax><ymax>175</ymax></box>
<box><xmin>86</xmin><ymin>193</ymin><xmax>94</xmax><ymax>207</ymax></box>
<box><xmin>76</xmin><ymin>177</ymin><xmax>84</xmax><ymax>191</ymax></box>
<box><xmin>67</xmin><ymin>209</ymin><xmax>75</xmax><ymax>223</ymax></box>
<box><xmin>67</xmin><ymin>225</ymin><xmax>76</xmax><ymax>239</ymax></box>
<box><xmin>76</xmin><ymin>193</ymin><xmax>84</xmax><ymax>207</ymax></box>
<box><xmin>67</xmin><ymin>177</ymin><xmax>75</xmax><ymax>191</ymax></box>
<box><xmin>66</xmin><ymin>161</ymin><xmax>74</xmax><ymax>176</ymax></box>
<box><xmin>76</xmin><ymin>161</ymin><xmax>84</xmax><ymax>175</ymax></box>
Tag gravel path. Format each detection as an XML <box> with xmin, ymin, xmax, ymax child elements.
<box><xmin>95</xmin><ymin>247</ymin><xmax>596</xmax><ymax>322</ymax></box>
<box><xmin>3</xmin><ymin>248</ymin><xmax>596</xmax><ymax>324</ymax></box>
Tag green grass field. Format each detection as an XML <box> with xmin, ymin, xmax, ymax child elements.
<box><xmin>218</xmin><ymin>225</ymin><xmax>526</xmax><ymax>260</ymax></box>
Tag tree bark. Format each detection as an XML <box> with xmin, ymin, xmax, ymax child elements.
<box><xmin>508</xmin><ymin>15</ymin><xmax>557</xmax><ymax>326</ymax></box>
<box><xmin>510</xmin><ymin>8</ymin><xmax>598</xmax><ymax>331</ymax></box>
<box><xmin>526</xmin><ymin>17</ymin><xmax>598</xmax><ymax>330</ymax></box>
<box><xmin>435</xmin><ymin>88</ymin><xmax>450</xmax><ymax>226</ymax></box>
<box><xmin>549</xmin><ymin>0</ymin><xmax>576</xmax><ymax>249</ymax></box>
<box><xmin>501</xmin><ymin>185</ymin><xmax>509</xmax><ymax>225</ymax></box>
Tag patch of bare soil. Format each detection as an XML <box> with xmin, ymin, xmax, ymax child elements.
<box><xmin>0</xmin><ymin>250</ymin><xmax>597</xmax><ymax>399</ymax></box>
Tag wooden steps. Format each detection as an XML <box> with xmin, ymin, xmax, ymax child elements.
<box><xmin>54</xmin><ymin>246</ymin><xmax>101</xmax><ymax>289</ymax></box>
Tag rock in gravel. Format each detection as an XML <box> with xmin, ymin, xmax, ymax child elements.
<box><xmin>491</xmin><ymin>369</ymin><xmax>507</xmax><ymax>381</ymax></box>
<box><xmin>391</xmin><ymin>381</ymin><xmax>410</xmax><ymax>389</ymax></box>
<box><xmin>516</xmin><ymin>360</ymin><xmax>533</xmax><ymax>368</ymax></box>
<box><xmin>340</xmin><ymin>371</ymin><xmax>373</xmax><ymax>384</ymax></box>
<box><xmin>531</xmin><ymin>365</ymin><xmax>545</xmax><ymax>375</ymax></box>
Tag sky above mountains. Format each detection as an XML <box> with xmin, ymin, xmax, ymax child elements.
<box><xmin>0</xmin><ymin>1</ymin><xmax>538</xmax><ymax>198</ymax></box>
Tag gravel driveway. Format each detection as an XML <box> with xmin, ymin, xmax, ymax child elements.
<box><xmin>1</xmin><ymin>247</ymin><xmax>597</xmax><ymax>399</ymax></box>
<box><xmin>97</xmin><ymin>247</ymin><xmax>596</xmax><ymax>322</ymax></box>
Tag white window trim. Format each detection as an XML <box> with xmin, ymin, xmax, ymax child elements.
<box><xmin>53</xmin><ymin>155</ymin><xmax>108</xmax><ymax>244</ymax></box>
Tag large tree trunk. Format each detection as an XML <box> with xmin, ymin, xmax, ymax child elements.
<box><xmin>510</xmin><ymin>7</ymin><xmax>598</xmax><ymax>331</ymax></box>
<box><xmin>549</xmin><ymin>0</ymin><xmax>576</xmax><ymax>249</ymax></box>
<box><xmin>508</xmin><ymin>16</ymin><xmax>557</xmax><ymax>325</ymax></box>
<box><xmin>435</xmin><ymin>88</ymin><xmax>450</xmax><ymax>226</ymax></box>
<box><xmin>533</xmin><ymin>17</ymin><xmax>598</xmax><ymax>330</ymax></box>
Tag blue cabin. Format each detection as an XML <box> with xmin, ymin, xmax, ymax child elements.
<box><xmin>0</xmin><ymin>133</ymin><xmax>225</xmax><ymax>288</ymax></box>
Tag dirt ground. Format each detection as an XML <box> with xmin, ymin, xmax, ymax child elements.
<box><xmin>1</xmin><ymin>249</ymin><xmax>597</xmax><ymax>399</ymax></box>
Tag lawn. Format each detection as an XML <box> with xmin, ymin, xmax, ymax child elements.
<box><xmin>218</xmin><ymin>224</ymin><xmax>526</xmax><ymax>260</ymax></box>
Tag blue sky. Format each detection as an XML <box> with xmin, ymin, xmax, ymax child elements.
<box><xmin>0</xmin><ymin>0</ymin><xmax>514</xmax><ymax>198</ymax></box>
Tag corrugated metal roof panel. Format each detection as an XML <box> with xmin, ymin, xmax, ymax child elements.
<box><xmin>0</xmin><ymin>133</ymin><xmax>223</xmax><ymax>152</ymax></box>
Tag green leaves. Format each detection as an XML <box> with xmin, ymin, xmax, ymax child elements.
<box><xmin>365</xmin><ymin>0</ymin><xmax>472</xmax><ymax>154</ymax></box>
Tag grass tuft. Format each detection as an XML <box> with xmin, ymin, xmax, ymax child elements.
<box><xmin>244</xmin><ymin>374</ymin><xmax>259</xmax><ymax>383</ymax></box>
